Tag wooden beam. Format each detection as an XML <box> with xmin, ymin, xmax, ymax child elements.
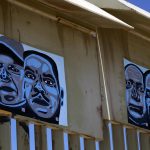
<box><xmin>52</xmin><ymin>130</ymin><xmax>64</xmax><ymax>150</ymax></box>
<box><xmin>17</xmin><ymin>121</ymin><xmax>30</xmax><ymax>150</ymax></box>
<box><xmin>0</xmin><ymin>116</ymin><xmax>11</xmax><ymax>150</ymax></box>
<box><xmin>68</xmin><ymin>134</ymin><xmax>80</xmax><ymax>150</ymax></box>
<box><xmin>112</xmin><ymin>124</ymin><xmax>124</xmax><ymax>150</ymax></box>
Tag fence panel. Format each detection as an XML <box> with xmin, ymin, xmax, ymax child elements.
<box><xmin>52</xmin><ymin>130</ymin><xmax>64</xmax><ymax>150</ymax></box>
<box><xmin>0</xmin><ymin>116</ymin><xmax>11</xmax><ymax>150</ymax></box>
<box><xmin>112</xmin><ymin>124</ymin><xmax>124</xmax><ymax>150</ymax></box>
<box><xmin>140</xmin><ymin>133</ymin><xmax>150</xmax><ymax>150</ymax></box>
<box><xmin>69</xmin><ymin>134</ymin><xmax>80</xmax><ymax>150</ymax></box>
<box><xmin>126</xmin><ymin>128</ymin><xmax>138</xmax><ymax>150</ymax></box>
<box><xmin>35</xmin><ymin>125</ymin><xmax>47</xmax><ymax>150</ymax></box>
<box><xmin>17</xmin><ymin>120</ymin><xmax>29</xmax><ymax>150</ymax></box>
<box><xmin>84</xmin><ymin>139</ymin><xmax>96</xmax><ymax>150</ymax></box>
<box><xmin>100</xmin><ymin>121</ymin><xmax>110</xmax><ymax>150</ymax></box>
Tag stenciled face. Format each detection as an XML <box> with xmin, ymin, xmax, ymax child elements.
<box><xmin>145</xmin><ymin>73</ymin><xmax>150</xmax><ymax>122</ymax></box>
<box><xmin>125</xmin><ymin>65</ymin><xmax>146</xmax><ymax>120</ymax></box>
<box><xmin>0</xmin><ymin>54</ymin><xmax>23</xmax><ymax>106</ymax></box>
<box><xmin>24</xmin><ymin>54</ymin><xmax>60</xmax><ymax>119</ymax></box>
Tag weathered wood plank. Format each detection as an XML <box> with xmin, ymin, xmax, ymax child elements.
<box><xmin>0</xmin><ymin>116</ymin><xmax>11</xmax><ymax>150</ymax></box>
<box><xmin>68</xmin><ymin>134</ymin><xmax>80</xmax><ymax>150</ymax></box>
<box><xmin>17</xmin><ymin>121</ymin><xmax>29</xmax><ymax>150</ymax></box>
<box><xmin>52</xmin><ymin>130</ymin><xmax>64</xmax><ymax>150</ymax></box>
<box><xmin>140</xmin><ymin>133</ymin><xmax>150</xmax><ymax>150</ymax></box>
<box><xmin>100</xmin><ymin>121</ymin><xmax>110</xmax><ymax>150</ymax></box>
<box><xmin>98</xmin><ymin>28</ymin><xmax>128</xmax><ymax>124</ymax></box>
<box><xmin>112</xmin><ymin>124</ymin><xmax>124</xmax><ymax>150</ymax></box>
<box><xmin>35</xmin><ymin>125</ymin><xmax>47</xmax><ymax>150</ymax></box>
<box><xmin>84</xmin><ymin>139</ymin><xmax>96</xmax><ymax>150</ymax></box>
<box><xmin>63</xmin><ymin>26</ymin><xmax>102</xmax><ymax>139</ymax></box>
<box><xmin>126</xmin><ymin>129</ymin><xmax>138</xmax><ymax>150</ymax></box>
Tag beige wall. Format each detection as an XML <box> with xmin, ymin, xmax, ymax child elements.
<box><xmin>98</xmin><ymin>28</ymin><xmax>150</xmax><ymax>126</ymax></box>
<box><xmin>0</xmin><ymin>1</ymin><xmax>103</xmax><ymax>139</ymax></box>
<box><xmin>127</xmin><ymin>33</ymin><xmax>150</xmax><ymax>69</ymax></box>
<box><xmin>98</xmin><ymin>28</ymin><xmax>128</xmax><ymax>123</ymax></box>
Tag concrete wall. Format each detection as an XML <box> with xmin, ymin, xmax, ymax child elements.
<box><xmin>98</xmin><ymin>28</ymin><xmax>150</xmax><ymax>127</ymax></box>
<box><xmin>0</xmin><ymin>1</ymin><xmax>103</xmax><ymax>139</ymax></box>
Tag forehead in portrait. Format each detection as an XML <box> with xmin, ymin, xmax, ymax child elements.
<box><xmin>0</xmin><ymin>36</ymin><xmax>24</xmax><ymax>107</ymax></box>
<box><xmin>144</xmin><ymin>71</ymin><xmax>150</xmax><ymax>90</ymax></box>
<box><xmin>24</xmin><ymin>51</ymin><xmax>62</xmax><ymax>121</ymax></box>
<box><xmin>125</xmin><ymin>64</ymin><xmax>143</xmax><ymax>84</ymax></box>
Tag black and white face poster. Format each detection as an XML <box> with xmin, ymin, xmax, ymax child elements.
<box><xmin>124</xmin><ymin>59</ymin><xmax>150</xmax><ymax>129</ymax></box>
<box><xmin>0</xmin><ymin>34</ymin><xmax>67</xmax><ymax>126</ymax></box>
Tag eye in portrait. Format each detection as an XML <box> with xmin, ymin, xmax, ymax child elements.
<box><xmin>0</xmin><ymin>36</ymin><xmax>24</xmax><ymax>108</ymax></box>
<box><xmin>125</xmin><ymin>64</ymin><xmax>147</xmax><ymax>127</ymax></box>
<box><xmin>23</xmin><ymin>51</ymin><xmax>63</xmax><ymax>124</ymax></box>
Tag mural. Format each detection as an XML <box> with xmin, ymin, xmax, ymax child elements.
<box><xmin>124</xmin><ymin>59</ymin><xmax>150</xmax><ymax>129</ymax></box>
<box><xmin>0</xmin><ymin>35</ymin><xmax>67</xmax><ymax>126</ymax></box>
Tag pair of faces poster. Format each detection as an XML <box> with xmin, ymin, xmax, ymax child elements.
<box><xmin>124</xmin><ymin>59</ymin><xmax>150</xmax><ymax>129</ymax></box>
<box><xmin>0</xmin><ymin>35</ymin><xmax>67</xmax><ymax>126</ymax></box>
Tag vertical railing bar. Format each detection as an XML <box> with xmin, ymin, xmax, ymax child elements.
<box><xmin>108</xmin><ymin>122</ymin><xmax>114</xmax><ymax>150</ymax></box>
<box><xmin>63</xmin><ymin>132</ymin><xmax>69</xmax><ymax>150</ymax></box>
<box><xmin>29</xmin><ymin>123</ymin><xmax>35</xmax><ymax>150</ymax></box>
<box><xmin>95</xmin><ymin>141</ymin><xmax>100</xmax><ymax>150</ymax></box>
<box><xmin>11</xmin><ymin>118</ymin><xmax>17</xmax><ymax>150</ymax></box>
<box><xmin>80</xmin><ymin>136</ymin><xmax>84</xmax><ymax>150</ymax></box>
<box><xmin>123</xmin><ymin>127</ymin><xmax>128</xmax><ymax>150</ymax></box>
<box><xmin>46</xmin><ymin>128</ymin><xmax>53</xmax><ymax>150</ymax></box>
<box><xmin>137</xmin><ymin>131</ymin><xmax>141</xmax><ymax>150</ymax></box>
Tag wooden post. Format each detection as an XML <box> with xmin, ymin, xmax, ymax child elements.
<box><xmin>100</xmin><ymin>121</ymin><xmax>111</xmax><ymax>150</ymax></box>
<box><xmin>84</xmin><ymin>139</ymin><xmax>96</xmax><ymax>150</ymax></box>
<box><xmin>0</xmin><ymin>116</ymin><xmax>11</xmax><ymax>150</ymax></box>
<box><xmin>52</xmin><ymin>130</ymin><xmax>64</xmax><ymax>150</ymax></box>
<box><xmin>140</xmin><ymin>133</ymin><xmax>150</xmax><ymax>150</ymax></box>
<box><xmin>68</xmin><ymin>134</ymin><xmax>80</xmax><ymax>150</ymax></box>
<box><xmin>112</xmin><ymin>124</ymin><xmax>124</xmax><ymax>150</ymax></box>
<box><xmin>126</xmin><ymin>128</ymin><xmax>138</xmax><ymax>150</ymax></box>
<box><xmin>17</xmin><ymin>121</ymin><xmax>29</xmax><ymax>150</ymax></box>
<box><xmin>35</xmin><ymin>125</ymin><xmax>47</xmax><ymax>150</ymax></box>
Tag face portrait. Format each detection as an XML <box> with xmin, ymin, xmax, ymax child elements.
<box><xmin>24</xmin><ymin>51</ymin><xmax>63</xmax><ymax>120</ymax></box>
<box><xmin>125</xmin><ymin>64</ymin><xmax>146</xmax><ymax>123</ymax></box>
<box><xmin>0</xmin><ymin>43</ymin><xmax>24</xmax><ymax>107</ymax></box>
<box><xmin>144</xmin><ymin>71</ymin><xmax>150</xmax><ymax>124</ymax></box>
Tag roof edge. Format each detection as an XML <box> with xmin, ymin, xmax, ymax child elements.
<box><xmin>118</xmin><ymin>0</ymin><xmax>150</xmax><ymax>19</ymax></box>
<box><xmin>65</xmin><ymin>0</ymin><xmax>134</xmax><ymax>30</ymax></box>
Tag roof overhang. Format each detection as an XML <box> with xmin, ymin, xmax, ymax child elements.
<box><xmin>119</xmin><ymin>0</ymin><xmax>150</xmax><ymax>19</ymax></box>
<box><xmin>8</xmin><ymin>0</ymin><xmax>133</xmax><ymax>30</ymax></box>
<box><xmin>101</xmin><ymin>0</ymin><xmax>150</xmax><ymax>39</ymax></box>
<box><xmin>63</xmin><ymin>0</ymin><xmax>133</xmax><ymax>29</ymax></box>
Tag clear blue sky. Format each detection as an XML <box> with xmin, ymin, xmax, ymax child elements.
<box><xmin>128</xmin><ymin>0</ymin><xmax>150</xmax><ymax>12</ymax></box>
